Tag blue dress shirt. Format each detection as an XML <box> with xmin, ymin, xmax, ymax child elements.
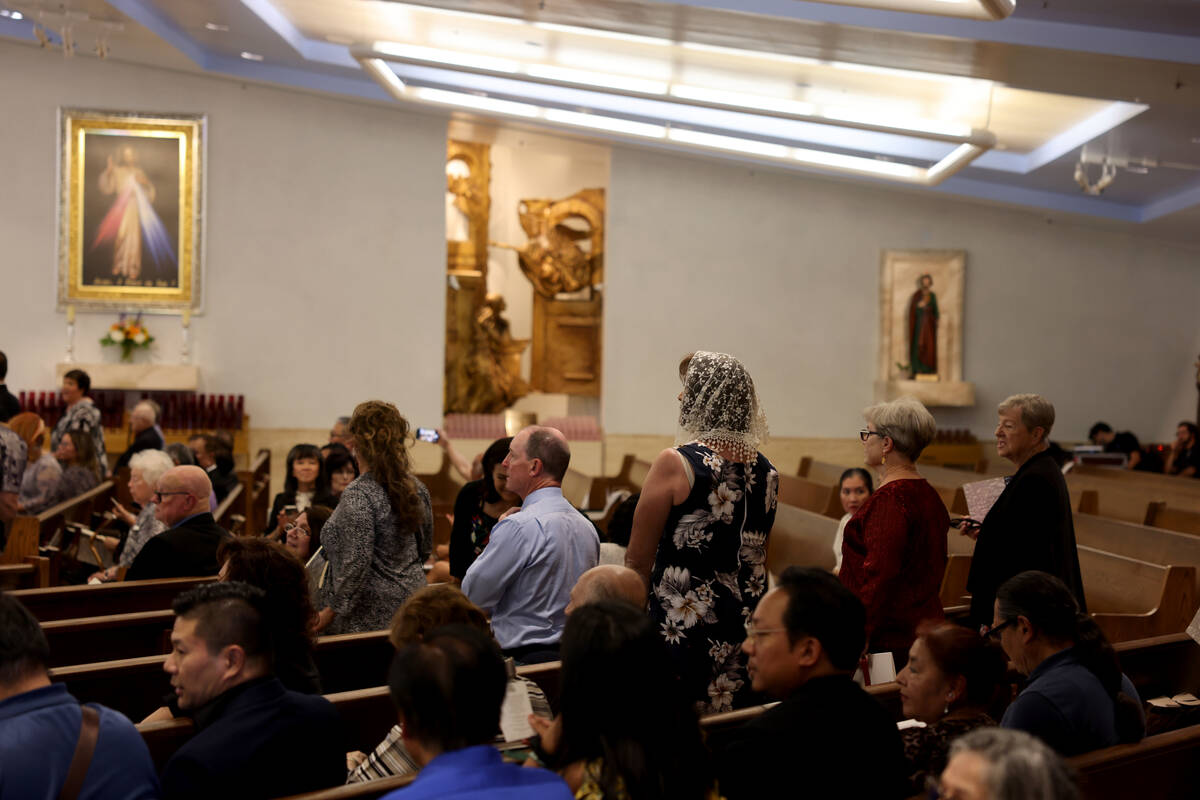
<box><xmin>462</xmin><ymin>486</ymin><xmax>599</xmax><ymax>650</ymax></box>
<box><xmin>0</xmin><ymin>683</ymin><xmax>160</xmax><ymax>800</ymax></box>
<box><xmin>380</xmin><ymin>744</ymin><xmax>573</xmax><ymax>800</ymax></box>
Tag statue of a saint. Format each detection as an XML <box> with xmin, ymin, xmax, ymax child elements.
<box><xmin>907</xmin><ymin>273</ymin><xmax>939</xmax><ymax>377</ymax></box>
<box><xmin>492</xmin><ymin>190</ymin><xmax>605</xmax><ymax>298</ymax></box>
<box><xmin>463</xmin><ymin>294</ymin><xmax>529</xmax><ymax>412</ymax></box>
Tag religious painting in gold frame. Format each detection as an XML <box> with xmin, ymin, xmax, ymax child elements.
<box><xmin>57</xmin><ymin>108</ymin><xmax>205</xmax><ymax>312</ymax></box>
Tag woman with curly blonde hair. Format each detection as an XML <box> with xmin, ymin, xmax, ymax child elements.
<box><xmin>315</xmin><ymin>400</ymin><xmax>433</xmax><ymax>634</ymax></box>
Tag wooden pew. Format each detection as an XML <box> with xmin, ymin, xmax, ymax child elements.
<box><xmin>278</xmin><ymin>775</ymin><xmax>415</xmax><ymax>800</ymax></box>
<box><xmin>2</xmin><ymin>480</ymin><xmax>116</xmax><ymax>568</ymax></box>
<box><xmin>1114</xmin><ymin>633</ymin><xmax>1200</xmax><ymax>704</ymax></box>
<box><xmin>415</xmin><ymin>453</ymin><xmax>463</xmax><ymax>505</ymax></box>
<box><xmin>1144</xmin><ymin>502</ymin><xmax>1200</xmax><ymax>537</ymax></box>
<box><xmin>766</xmin><ymin>502</ymin><xmax>839</xmax><ymax>576</ymax></box>
<box><xmin>1066</xmin><ymin>471</ymin><xmax>1200</xmax><ymax>525</ymax></box>
<box><xmin>54</xmin><ymin>630</ymin><xmax>394</xmax><ymax>720</ymax></box>
<box><xmin>561</xmin><ymin>468</ymin><xmax>595</xmax><ymax>509</ymax></box>
<box><xmin>1079</xmin><ymin>545</ymin><xmax>1197</xmax><ymax>643</ymax></box>
<box><xmin>11</xmin><ymin>576</ymin><xmax>214</xmax><ymax>621</ymax></box>
<box><xmin>0</xmin><ymin>555</ymin><xmax>51</xmax><ymax>588</ymax></box>
<box><xmin>777</xmin><ymin>474</ymin><xmax>842</xmax><ymax>518</ymax></box>
<box><xmin>237</xmin><ymin>448</ymin><xmax>271</xmax><ymax>534</ymax></box>
<box><xmin>1070</xmin><ymin>724</ymin><xmax>1200</xmax><ymax>800</ymax></box>
<box><xmin>1074</xmin><ymin>512</ymin><xmax>1200</xmax><ymax>612</ymax></box>
<box><xmin>43</xmin><ymin>608</ymin><xmax>175</xmax><ymax>667</ymax></box>
<box><xmin>1073</xmin><ymin>464</ymin><xmax>1200</xmax><ymax>493</ymax></box>
<box><xmin>213</xmin><ymin>481</ymin><xmax>243</xmax><ymax>531</ymax></box>
<box><xmin>137</xmin><ymin>660</ymin><xmax>566</xmax><ymax>771</ymax></box>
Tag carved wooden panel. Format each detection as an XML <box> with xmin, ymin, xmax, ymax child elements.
<box><xmin>531</xmin><ymin>291</ymin><xmax>602</xmax><ymax>396</ymax></box>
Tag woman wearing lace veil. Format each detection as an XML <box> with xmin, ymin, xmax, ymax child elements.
<box><xmin>626</xmin><ymin>351</ymin><xmax>779</xmax><ymax>713</ymax></box>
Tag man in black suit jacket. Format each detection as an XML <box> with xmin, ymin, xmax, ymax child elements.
<box><xmin>114</xmin><ymin>401</ymin><xmax>166</xmax><ymax>470</ymax></box>
<box><xmin>0</xmin><ymin>350</ymin><xmax>20</xmax><ymax>423</ymax></box>
<box><xmin>126</xmin><ymin>465</ymin><xmax>229</xmax><ymax>581</ymax></box>
<box><xmin>190</xmin><ymin>433</ymin><xmax>239</xmax><ymax>503</ymax></box>
<box><xmin>712</xmin><ymin>567</ymin><xmax>908</xmax><ymax>800</ymax></box>
<box><xmin>160</xmin><ymin>582</ymin><xmax>345</xmax><ymax>798</ymax></box>
<box><xmin>966</xmin><ymin>394</ymin><xmax>1086</xmax><ymax>628</ymax></box>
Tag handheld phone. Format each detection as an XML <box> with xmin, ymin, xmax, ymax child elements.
<box><xmin>416</xmin><ymin>427</ymin><xmax>440</xmax><ymax>443</ymax></box>
<box><xmin>949</xmin><ymin>518</ymin><xmax>981</xmax><ymax>529</ymax></box>
<box><xmin>283</xmin><ymin>505</ymin><xmax>299</xmax><ymax>518</ymax></box>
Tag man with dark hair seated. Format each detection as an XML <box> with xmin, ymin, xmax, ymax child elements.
<box><xmin>0</xmin><ymin>593</ymin><xmax>159</xmax><ymax>798</ymax></box>
<box><xmin>1165</xmin><ymin>421</ymin><xmax>1200</xmax><ymax>478</ymax></box>
<box><xmin>189</xmin><ymin>433</ymin><xmax>239</xmax><ymax>502</ymax></box>
<box><xmin>160</xmin><ymin>581</ymin><xmax>344</xmax><ymax>798</ymax></box>
<box><xmin>380</xmin><ymin>625</ymin><xmax>572</xmax><ymax>800</ymax></box>
<box><xmin>712</xmin><ymin>566</ymin><xmax>907</xmax><ymax>800</ymax></box>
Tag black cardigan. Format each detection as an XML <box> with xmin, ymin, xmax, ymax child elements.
<box><xmin>966</xmin><ymin>449</ymin><xmax>1088</xmax><ymax>626</ymax></box>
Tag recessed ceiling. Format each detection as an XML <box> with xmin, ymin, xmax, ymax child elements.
<box><xmin>2</xmin><ymin>0</ymin><xmax>1198</xmax><ymax>243</ymax></box>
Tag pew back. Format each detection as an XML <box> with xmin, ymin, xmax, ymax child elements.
<box><xmin>766</xmin><ymin>502</ymin><xmax>838</xmax><ymax>576</ymax></box>
<box><xmin>12</xmin><ymin>576</ymin><xmax>214</xmax><ymax>621</ymax></box>
<box><xmin>777</xmin><ymin>474</ymin><xmax>841</xmax><ymax>518</ymax></box>
<box><xmin>1144</xmin><ymin>502</ymin><xmax>1200</xmax><ymax>537</ymax></box>
<box><xmin>1077</xmin><ymin>545</ymin><xmax>1195</xmax><ymax>642</ymax></box>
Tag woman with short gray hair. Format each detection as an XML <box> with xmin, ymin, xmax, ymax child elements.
<box><xmin>964</xmin><ymin>394</ymin><xmax>1086</xmax><ymax>629</ymax></box>
<box><xmin>839</xmin><ymin>396</ymin><xmax>949</xmax><ymax>663</ymax></box>
<box><xmin>92</xmin><ymin>449</ymin><xmax>173</xmax><ymax>582</ymax></box>
<box><xmin>936</xmin><ymin>728</ymin><xmax>1078</xmax><ymax>800</ymax></box>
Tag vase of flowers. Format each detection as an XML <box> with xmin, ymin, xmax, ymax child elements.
<box><xmin>100</xmin><ymin>313</ymin><xmax>154</xmax><ymax>362</ymax></box>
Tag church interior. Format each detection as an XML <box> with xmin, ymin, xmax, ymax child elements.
<box><xmin>3</xmin><ymin>1</ymin><xmax>1200</xmax><ymax>797</ymax></box>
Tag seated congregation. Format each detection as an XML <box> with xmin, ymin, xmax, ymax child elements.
<box><xmin>2</xmin><ymin>350</ymin><xmax>1199</xmax><ymax>800</ymax></box>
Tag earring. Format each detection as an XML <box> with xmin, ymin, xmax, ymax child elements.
<box><xmin>881</xmin><ymin>454</ymin><xmax>887</xmax><ymax>466</ymax></box>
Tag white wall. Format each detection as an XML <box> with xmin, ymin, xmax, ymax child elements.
<box><xmin>605</xmin><ymin>146</ymin><xmax>1200</xmax><ymax>442</ymax></box>
<box><xmin>0</xmin><ymin>41</ymin><xmax>447</xmax><ymax>428</ymax></box>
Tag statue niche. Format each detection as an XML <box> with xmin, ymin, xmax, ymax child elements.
<box><xmin>493</xmin><ymin>189</ymin><xmax>605</xmax><ymax>396</ymax></box>
<box><xmin>443</xmin><ymin>140</ymin><xmax>529</xmax><ymax>414</ymax></box>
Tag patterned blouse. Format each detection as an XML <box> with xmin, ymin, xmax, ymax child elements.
<box><xmin>346</xmin><ymin>672</ymin><xmax>551</xmax><ymax>783</ymax></box>
<box><xmin>0</xmin><ymin>427</ymin><xmax>25</xmax><ymax>494</ymax></box>
<box><xmin>48</xmin><ymin>464</ymin><xmax>100</xmax><ymax>508</ymax></box>
<box><xmin>19</xmin><ymin>452</ymin><xmax>61</xmax><ymax>514</ymax></box>
<box><xmin>902</xmin><ymin>712</ymin><xmax>996</xmax><ymax>794</ymax></box>
<box><xmin>50</xmin><ymin>399</ymin><xmax>108</xmax><ymax>478</ymax></box>
<box><xmin>118</xmin><ymin>502</ymin><xmax>166</xmax><ymax>568</ymax></box>
<box><xmin>320</xmin><ymin>473</ymin><xmax>433</xmax><ymax>635</ymax></box>
<box><xmin>648</xmin><ymin>443</ymin><xmax>778</xmax><ymax>714</ymax></box>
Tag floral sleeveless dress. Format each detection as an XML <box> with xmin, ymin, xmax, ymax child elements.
<box><xmin>649</xmin><ymin>443</ymin><xmax>779</xmax><ymax>713</ymax></box>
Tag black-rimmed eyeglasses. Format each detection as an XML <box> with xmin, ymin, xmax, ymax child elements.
<box><xmin>985</xmin><ymin>618</ymin><xmax>1017</xmax><ymax>639</ymax></box>
<box><xmin>859</xmin><ymin>429</ymin><xmax>885</xmax><ymax>442</ymax></box>
<box><xmin>153</xmin><ymin>491</ymin><xmax>190</xmax><ymax>501</ymax></box>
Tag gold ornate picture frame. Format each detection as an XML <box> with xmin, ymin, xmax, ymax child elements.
<box><xmin>57</xmin><ymin>108</ymin><xmax>205</xmax><ymax>313</ymax></box>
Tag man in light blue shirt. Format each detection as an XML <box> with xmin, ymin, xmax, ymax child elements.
<box><xmin>462</xmin><ymin>426</ymin><xmax>599</xmax><ymax>663</ymax></box>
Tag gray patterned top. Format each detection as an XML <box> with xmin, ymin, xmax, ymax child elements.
<box><xmin>48</xmin><ymin>464</ymin><xmax>100</xmax><ymax>508</ymax></box>
<box><xmin>0</xmin><ymin>427</ymin><xmax>26</xmax><ymax>494</ymax></box>
<box><xmin>320</xmin><ymin>473</ymin><xmax>433</xmax><ymax>635</ymax></box>
<box><xmin>119</xmin><ymin>502</ymin><xmax>166</xmax><ymax>567</ymax></box>
<box><xmin>50</xmin><ymin>399</ymin><xmax>108</xmax><ymax>477</ymax></box>
<box><xmin>19</xmin><ymin>452</ymin><xmax>62</xmax><ymax>514</ymax></box>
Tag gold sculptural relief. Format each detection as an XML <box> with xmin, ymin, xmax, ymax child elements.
<box><xmin>492</xmin><ymin>188</ymin><xmax>606</xmax><ymax>298</ymax></box>
<box><xmin>443</xmin><ymin>140</ymin><xmax>530</xmax><ymax>414</ymax></box>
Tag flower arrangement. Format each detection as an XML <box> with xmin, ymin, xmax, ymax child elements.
<box><xmin>100</xmin><ymin>313</ymin><xmax>154</xmax><ymax>362</ymax></box>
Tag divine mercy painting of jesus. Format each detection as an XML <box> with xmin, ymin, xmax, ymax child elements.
<box><xmin>58</xmin><ymin>109</ymin><xmax>205</xmax><ymax>312</ymax></box>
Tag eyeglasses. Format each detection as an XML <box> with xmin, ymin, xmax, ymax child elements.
<box><xmin>859</xmin><ymin>429</ymin><xmax>885</xmax><ymax>442</ymax></box>
<box><xmin>743</xmin><ymin>621</ymin><xmax>786</xmax><ymax>641</ymax></box>
<box><xmin>985</xmin><ymin>617</ymin><xmax>1017</xmax><ymax>639</ymax></box>
<box><xmin>153</xmin><ymin>491</ymin><xmax>190</xmax><ymax>501</ymax></box>
<box><xmin>284</xmin><ymin>522</ymin><xmax>310</xmax><ymax>536</ymax></box>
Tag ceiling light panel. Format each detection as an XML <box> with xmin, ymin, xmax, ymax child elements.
<box><xmin>811</xmin><ymin>0</ymin><xmax>1014</xmax><ymax>21</ymax></box>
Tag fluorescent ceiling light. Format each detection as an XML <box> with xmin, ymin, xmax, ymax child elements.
<box><xmin>412</xmin><ymin>87</ymin><xmax>541</xmax><ymax>118</ymax></box>
<box><xmin>204</xmin><ymin>22</ymin><xmax>228</xmax><ymax>32</ymax></box>
<box><xmin>792</xmin><ymin>147</ymin><xmax>921</xmax><ymax>179</ymax></box>
<box><xmin>1</xmin><ymin>9</ymin><xmax>24</xmax><ymax>19</ymax></box>
<box><xmin>240</xmin><ymin>51</ymin><xmax>264</xmax><ymax>61</ymax></box>
<box><xmin>819</xmin><ymin>106</ymin><xmax>972</xmax><ymax>138</ymax></box>
<box><xmin>680</xmin><ymin>41</ymin><xmax>820</xmax><ymax>66</ymax></box>
<box><xmin>543</xmin><ymin>109</ymin><xmax>667</xmax><ymax>138</ymax></box>
<box><xmin>361</xmin><ymin>58</ymin><xmax>407</xmax><ymax>99</ymax></box>
<box><xmin>404</xmin><ymin>4</ymin><xmax>523</xmax><ymax>27</ymax></box>
<box><xmin>373</xmin><ymin>41</ymin><xmax>519</xmax><ymax>73</ymax></box>
<box><xmin>532</xmin><ymin>21</ymin><xmax>672</xmax><ymax>47</ymax></box>
<box><xmin>810</xmin><ymin>0</ymin><xmax>1013</xmax><ymax>20</ymax></box>
<box><xmin>668</xmin><ymin>128</ymin><xmax>791</xmax><ymax>159</ymax></box>
<box><xmin>925</xmin><ymin>143</ymin><xmax>986</xmax><ymax>182</ymax></box>
<box><xmin>670</xmin><ymin>85</ymin><xmax>815</xmax><ymax>116</ymax></box>
<box><xmin>526</xmin><ymin>64</ymin><xmax>668</xmax><ymax>95</ymax></box>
